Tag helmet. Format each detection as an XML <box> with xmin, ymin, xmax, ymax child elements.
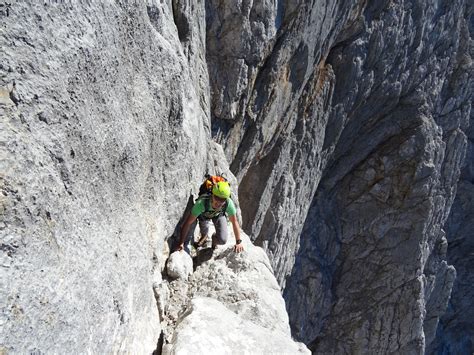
<box><xmin>212</xmin><ymin>181</ymin><xmax>231</xmax><ymax>199</ymax></box>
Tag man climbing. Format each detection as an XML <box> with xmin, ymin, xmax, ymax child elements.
<box><xmin>176</xmin><ymin>179</ymin><xmax>244</xmax><ymax>253</ymax></box>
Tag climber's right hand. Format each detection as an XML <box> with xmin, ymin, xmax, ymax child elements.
<box><xmin>176</xmin><ymin>243</ymin><xmax>184</xmax><ymax>252</ymax></box>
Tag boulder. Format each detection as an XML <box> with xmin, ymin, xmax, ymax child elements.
<box><xmin>167</xmin><ymin>251</ymin><xmax>193</xmax><ymax>280</ymax></box>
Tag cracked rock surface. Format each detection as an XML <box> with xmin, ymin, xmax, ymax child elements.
<box><xmin>205</xmin><ymin>0</ymin><xmax>472</xmax><ymax>353</ymax></box>
<box><xmin>1</xmin><ymin>0</ymin><xmax>473</xmax><ymax>354</ymax></box>
<box><xmin>1</xmin><ymin>2</ymin><xmax>211</xmax><ymax>353</ymax></box>
<box><xmin>160</xmin><ymin>234</ymin><xmax>309</xmax><ymax>354</ymax></box>
<box><xmin>429</xmin><ymin>24</ymin><xmax>474</xmax><ymax>352</ymax></box>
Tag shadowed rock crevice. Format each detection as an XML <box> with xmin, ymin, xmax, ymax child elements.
<box><xmin>238</xmin><ymin>139</ymin><xmax>283</xmax><ymax>235</ymax></box>
<box><xmin>171</xmin><ymin>0</ymin><xmax>191</xmax><ymax>43</ymax></box>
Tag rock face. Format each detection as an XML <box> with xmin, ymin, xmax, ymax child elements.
<box><xmin>161</xmin><ymin>234</ymin><xmax>309</xmax><ymax>354</ymax></box>
<box><xmin>1</xmin><ymin>0</ymin><xmax>473</xmax><ymax>354</ymax></box>
<box><xmin>429</xmin><ymin>24</ymin><xmax>474</xmax><ymax>353</ymax></box>
<box><xmin>167</xmin><ymin>297</ymin><xmax>307</xmax><ymax>355</ymax></box>
<box><xmin>429</xmin><ymin>123</ymin><xmax>474</xmax><ymax>355</ymax></box>
<box><xmin>1</xmin><ymin>2</ymin><xmax>212</xmax><ymax>353</ymax></box>
<box><xmin>204</xmin><ymin>0</ymin><xmax>472</xmax><ymax>353</ymax></box>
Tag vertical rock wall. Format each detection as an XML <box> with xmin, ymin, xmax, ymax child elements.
<box><xmin>284</xmin><ymin>1</ymin><xmax>472</xmax><ymax>353</ymax></box>
<box><xmin>206</xmin><ymin>0</ymin><xmax>362</xmax><ymax>289</ymax></box>
<box><xmin>429</xmin><ymin>101</ymin><xmax>473</xmax><ymax>355</ymax></box>
<box><xmin>429</xmin><ymin>10</ymin><xmax>474</xmax><ymax>353</ymax></box>
<box><xmin>205</xmin><ymin>0</ymin><xmax>472</xmax><ymax>353</ymax></box>
<box><xmin>1</xmin><ymin>0</ymin><xmax>472</xmax><ymax>353</ymax></box>
<box><xmin>1</xmin><ymin>1</ymin><xmax>212</xmax><ymax>353</ymax></box>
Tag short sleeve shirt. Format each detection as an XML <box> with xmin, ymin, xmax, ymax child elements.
<box><xmin>191</xmin><ymin>196</ymin><xmax>237</xmax><ymax>218</ymax></box>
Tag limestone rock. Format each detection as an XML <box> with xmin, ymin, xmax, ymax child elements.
<box><xmin>161</xmin><ymin>233</ymin><xmax>309</xmax><ymax>353</ymax></box>
<box><xmin>205</xmin><ymin>0</ymin><xmax>472</xmax><ymax>353</ymax></box>
<box><xmin>0</xmin><ymin>2</ymin><xmax>211</xmax><ymax>353</ymax></box>
<box><xmin>167</xmin><ymin>251</ymin><xmax>193</xmax><ymax>280</ymax></box>
<box><xmin>166</xmin><ymin>297</ymin><xmax>309</xmax><ymax>355</ymax></box>
<box><xmin>1</xmin><ymin>0</ymin><xmax>472</xmax><ymax>353</ymax></box>
<box><xmin>429</xmin><ymin>33</ymin><xmax>474</xmax><ymax>352</ymax></box>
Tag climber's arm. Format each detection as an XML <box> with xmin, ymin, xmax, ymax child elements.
<box><xmin>229</xmin><ymin>214</ymin><xmax>243</xmax><ymax>253</ymax></box>
<box><xmin>177</xmin><ymin>214</ymin><xmax>197</xmax><ymax>251</ymax></box>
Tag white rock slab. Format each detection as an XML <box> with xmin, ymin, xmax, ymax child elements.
<box><xmin>165</xmin><ymin>297</ymin><xmax>309</xmax><ymax>355</ymax></box>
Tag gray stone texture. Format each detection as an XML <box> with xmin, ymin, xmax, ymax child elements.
<box><xmin>1</xmin><ymin>0</ymin><xmax>473</xmax><ymax>354</ymax></box>
<box><xmin>161</xmin><ymin>234</ymin><xmax>309</xmax><ymax>354</ymax></box>
<box><xmin>429</xmin><ymin>9</ymin><xmax>474</xmax><ymax>353</ymax></box>
<box><xmin>1</xmin><ymin>1</ymin><xmax>212</xmax><ymax>353</ymax></box>
<box><xmin>205</xmin><ymin>0</ymin><xmax>473</xmax><ymax>354</ymax></box>
<box><xmin>165</xmin><ymin>296</ymin><xmax>309</xmax><ymax>355</ymax></box>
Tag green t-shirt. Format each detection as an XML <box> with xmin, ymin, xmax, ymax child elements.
<box><xmin>191</xmin><ymin>195</ymin><xmax>236</xmax><ymax>219</ymax></box>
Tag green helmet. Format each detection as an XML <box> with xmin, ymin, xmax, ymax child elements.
<box><xmin>212</xmin><ymin>181</ymin><xmax>231</xmax><ymax>199</ymax></box>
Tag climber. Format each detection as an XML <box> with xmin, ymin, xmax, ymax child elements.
<box><xmin>176</xmin><ymin>180</ymin><xmax>244</xmax><ymax>253</ymax></box>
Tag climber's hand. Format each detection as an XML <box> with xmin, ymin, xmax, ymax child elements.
<box><xmin>234</xmin><ymin>243</ymin><xmax>244</xmax><ymax>253</ymax></box>
<box><xmin>176</xmin><ymin>243</ymin><xmax>184</xmax><ymax>252</ymax></box>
